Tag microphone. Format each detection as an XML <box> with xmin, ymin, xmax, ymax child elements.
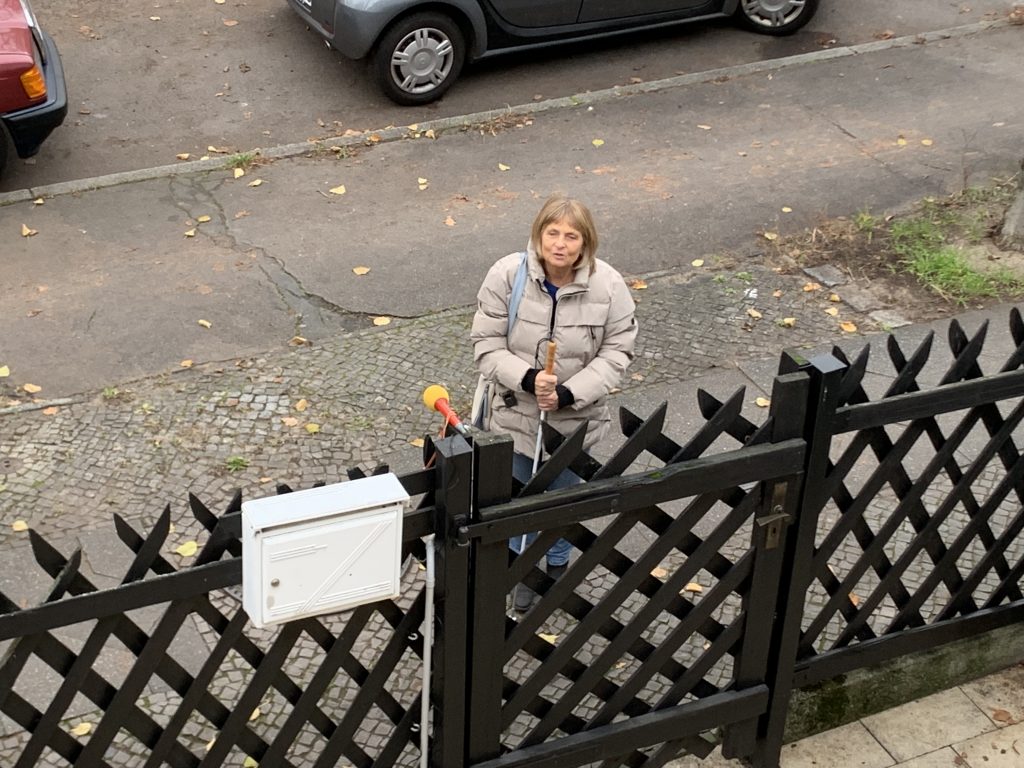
<box><xmin>422</xmin><ymin>385</ymin><xmax>470</xmax><ymax>436</ymax></box>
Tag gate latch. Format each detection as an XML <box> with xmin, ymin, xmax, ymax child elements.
<box><xmin>757</xmin><ymin>482</ymin><xmax>790</xmax><ymax>550</ymax></box>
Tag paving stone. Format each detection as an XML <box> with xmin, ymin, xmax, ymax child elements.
<box><xmin>803</xmin><ymin>264</ymin><xmax>849</xmax><ymax>288</ymax></box>
<box><xmin>862</xmin><ymin>688</ymin><xmax>996</xmax><ymax>763</ymax></box>
<box><xmin>779</xmin><ymin>721</ymin><xmax>894</xmax><ymax>768</ymax></box>
<box><xmin>954</xmin><ymin>720</ymin><xmax>1024</xmax><ymax>768</ymax></box>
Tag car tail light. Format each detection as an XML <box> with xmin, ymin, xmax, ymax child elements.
<box><xmin>20</xmin><ymin>65</ymin><xmax>47</xmax><ymax>100</ymax></box>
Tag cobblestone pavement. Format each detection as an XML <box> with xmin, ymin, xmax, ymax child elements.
<box><xmin>3</xmin><ymin>260</ymin><xmax>1023</xmax><ymax>766</ymax></box>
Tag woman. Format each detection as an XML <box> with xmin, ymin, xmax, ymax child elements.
<box><xmin>471</xmin><ymin>195</ymin><xmax>638</xmax><ymax>611</ymax></box>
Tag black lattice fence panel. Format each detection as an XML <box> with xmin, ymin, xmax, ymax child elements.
<box><xmin>463</xmin><ymin>369</ymin><xmax>809</xmax><ymax>768</ymax></box>
<box><xmin>793</xmin><ymin>311</ymin><xmax>1024</xmax><ymax>677</ymax></box>
<box><xmin>0</xmin><ymin>467</ymin><xmax>440</xmax><ymax>768</ymax></box>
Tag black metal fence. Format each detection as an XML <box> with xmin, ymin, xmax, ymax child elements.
<box><xmin>3</xmin><ymin>311</ymin><xmax>1024</xmax><ymax>768</ymax></box>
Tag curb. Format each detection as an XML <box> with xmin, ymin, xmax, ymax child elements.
<box><xmin>0</xmin><ymin>18</ymin><xmax>1013</xmax><ymax>206</ymax></box>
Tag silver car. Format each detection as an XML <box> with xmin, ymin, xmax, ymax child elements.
<box><xmin>286</xmin><ymin>0</ymin><xmax>820</xmax><ymax>105</ymax></box>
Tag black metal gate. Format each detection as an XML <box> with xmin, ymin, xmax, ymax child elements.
<box><xmin>4</xmin><ymin>311</ymin><xmax>1024</xmax><ymax>768</ymax></box>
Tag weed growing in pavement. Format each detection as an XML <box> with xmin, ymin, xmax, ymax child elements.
<box><xmin>102</xmin><ymin>387</ymin><xmax>120</xmax><ymax>400</ymax></box>
<box><xmin>225</xmin><ymin>456</ymin><xmax>250</xmax><ymax>472</ymax></box>
<box><xmin>224</xmin><ymin>152</ymin><xmax>258</xmax><ymax>170</ymax></box>
<box><xmin>854</xmin><ymin>209</ymin><xmax>878</xmax><ymax>242</ymax></box>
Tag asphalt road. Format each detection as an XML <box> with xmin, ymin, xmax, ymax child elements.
<box><xmin>2</xmin><ymin>17</ymin><xmax>1023</xmax><ymax>400</ymax></box>
<box><xmin>0</xmin><ymin>0</ymin><xmax>1014</xmax><ymax>191</ymax></box>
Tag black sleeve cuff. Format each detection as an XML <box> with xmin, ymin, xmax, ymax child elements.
<box><xmin>556</xmin><ymin>385</ymin><xmax>575</xmax><ymax>409</ymax></box>
<box><xmin>521</xmin><ymin>369</ymin><xmax>539</xmax><ymax>393</ymax></box>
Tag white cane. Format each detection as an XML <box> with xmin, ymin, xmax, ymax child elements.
<box><xmin>522</xmin><ymin>341</ymin><xmax>557</xmax><ymax>554</ymax></box>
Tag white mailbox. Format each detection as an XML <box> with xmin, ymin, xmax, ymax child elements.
<box><xmin>241</xmin><ymin>473</ymin><xmax>410</xmax><ymax>628</ymax></box>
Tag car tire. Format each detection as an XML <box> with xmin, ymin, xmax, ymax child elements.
<box><xmin>0</xmin><ymin>126</ymin><xmax>8</xmax><ymax>178</ymax></box>
<box><xmin>734</xmin><ymin>0</ymin><xmax>819</xmax><ymax>35</ymax></box>
<box><xmin>373</xmin><ymin>12</ymin><xmax>465</xmax><ymax>106</ymax></box>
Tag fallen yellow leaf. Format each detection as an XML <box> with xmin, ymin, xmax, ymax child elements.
<box><xmin>697</xmin><ymin>124</ymin><xmax>712</xmax><ymax>130</ymax></box>
<box><xmin>288</xmin><ymin>336</ymin><xmax>310</xmax><ymax>346</ymax></box>
<box><xmin>150</xmin><ymin>16</ymin><xmax>161</xmax><ymax>21</ymax></box>
<box><xmin>780</xmin><ymin>317</ymin><xmax>796</xmax><ymax>328</ymax></box>
<box><xmin>755</xmin><ymin>397</ymin><xmax>771</xmax><ymax>408</ymax></box>
<box><xmin>803</xmin><ymin>282</ymin><xmax>821</xmax><ymax>292</ymax></box>
<box><xmin>175</xmin><ymin>541</ymin><xmax>198</xmax><ymax>557</ymax></box>
<box><xmin>683</xmin><ymin>582</ymin><xmax>704</xmax><ymax>593</ymax></box>
<box><xmin>829</xmin><ymin>293</ymin><xmax>841</xmax><ymax>302</ymax></box>
<box><xmin>921</xmin><ymin>138</ymin><xmax>934</xmax><ymax>147</ymax></box>
<box><xmin>197</xmin><ymin>319</ymin><xmax>212</xmax><ymax>328</ymax></box>
<box><xmin>180</xmin><ymin>359</ymin><xmax>194</xmax><ymax>368</ymax></box>
<box><xmin>205</xmin><ymin>738</ymin><xmax>216</xmax><ymax>753</ymax></box>
<box><xmin>0</xmin><ymin>365</ymin><xmax>9</xmax><ymax>377</ymax></box>
<box><xmin>234</xmin><ymin>168</ymin><xmax>245</xmax><ymax>179</ymax></box>
<box><xmin>247</xmin><ymin>179</ymin><xmax>263</xmax><ymax>187</ymax></box>
<box><xmin>176</xmin><ymin>153</ymin><xmax>190</xmax><ymax>160</ymax></box>
<box><xmin>223</xmin><ymin>19</ymin><xmax>239</xmax><ymax>27</ymax></box>
<box><xmin>849</xmin><ymin>592</ymin><xmax>860</xmax><ymax>607</ymax></box>
<box><xmin>23</xmin><ymin>383</ymin><xmax>42</xmax><ymax>394</ymax></box>
<box><xmin>425</xmin><ymin>129</ymin><xmax>436</xmax><ymax>139</ymax></box>
<box><xmin>418</xmin><ymin>177</ymin><xmax>429</xmax><ymax>191</ymax></box>
<box><xmin>772</xmin><ymin>289</ymin><xmax>783</xmax><ymax>298</ymax></box>
<box><xmin>12</xmin><ymin>520</ymin><xmax>29</xmax><ymax>532</ymax></box>
<box><xmin>763</xmin><ymin>232</ymin><xmax>779</xmax><ymax>241</ymax></box>
<box><xmin>630</xmin><ymin>279</ymin><xmax>648</xmax><ymax>290</ymax></box>
<box><xmin>196</xmin><ymin>215</ymin><xmax>212</xmax><ymax>223</ymax></box>
<box><xmin>840</xmin><ymin>321</ymin><xmax>858</xmax><ymax>333</ymax></box>
<box><xmin>368</xmin><ymin>134</ymin><xmax>381</xmax><ymax>143</ymax></box>
<box><xmin>329</xmin><ymin>185</ymin><xmax>347</xmax><ymax>195</ymax></box>
<box><xmin>281</xmin><ymin>416</ymin><xmax>299</xmax><ymax>427</ymax></box>
<box><xmin>70</xmin><ymin>722</ymin><xmax>93</xmax><ymax>736</ymax></box>
<box><xmin>497</xmin><ymin>163</ymin><xmax>510</xmax><ymax>171</ymax></box>
<box><xmin>33</xmin><ymin>197</ymin><xmax>45</xmax><ymax>205</ymax></box>
<box><xmin>897</xmin><ymin>135</ymin><xmax>908</xmax><ymax>146</ymax></box>
<box><xmin>21</xmin><ymin>224</ymin><xmax>38</xmax><ymax>237</ymax></box>
<box><xmin>295</xmin><ymin>398</ymin><xmax>308</xmax><ymax>412</ymax></box>
<box><xmin>824</xmin><ymin>307</ymin><xmax>840</xmax><ymax>317</ymax></box>
<box><xmin>305</xmin><ymin>423</ymin><xmax>321</xmax><ymax>434</ymax></box>
<box><xmin>691</xmin><ymin>259</ymin><xmax>704</xmax><ymax>267</ymax></box>
<box><xmin>183</xmin><ymin>229</ymin><xmax>196</xmax><ymax>238</ymax></box>
<box><xmin>249</xmin><ymin>707</ymin><xmax>261</xmax><ymax>722</ymax></box>
<box><xmin>372</xmin><ymin>316</ymin><xmax>392</xmax><ymax>326</ymax></box>
<box><xmin>747</xmin><ymin>308</ymin><xmax>763</xmax><ymax>319</ymax></box>
<box><xmin>539</xmin><ymin>633</ymin><xmax>559</xmax><ymax>644</ymax></box>
<box><xmin>410</xmin><ymin>437</ymin><xmax>425</xmax><ymax>447</ymax></box>
<box><xmin>207</xmin><ymin>145</ymin><xmax>229</xmax><ymax>153</ymax></box>
<box><xmin>258</xmin><ymin>477</ymin><xmax>272</xmax><ymax>484</ymax></box>
<box><xmin>352</xmin><ymin>266</ymin><xmax>371</xmax><ymax>275</ymax></box>
<box><xmin>243</xmin><ymin>758</ymin><xmax>258</xmax><ymax>768</ymax></box>
<box><xmin>592</xmin><ymin>139</ymin><xmax>605</xmax><ymax>147</ymax></box>
<box><xmin>781</xmin><ymin>206</ymin><xmax>793</xmax><ymax>213</ymax></box>
<box><xmin>42</xmin><ymin>406</ymin><xmax>59</xmax><ymax>415</ymax></box>
<box><xmin>651</xmin><ymin>567</ymin><xmax>668</xmax><ymax>578</ymax></box>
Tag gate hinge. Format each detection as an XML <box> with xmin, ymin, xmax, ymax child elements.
<box><xmin>757</xmin><ymin>481</ymin><xmax>790</xmax><ymax>550</ymax></box>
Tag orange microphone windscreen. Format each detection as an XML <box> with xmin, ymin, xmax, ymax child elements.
<box><xmin>422</xmin><ymin>385</ymin><xmax>450</xmax><ymax>411</ymax></box>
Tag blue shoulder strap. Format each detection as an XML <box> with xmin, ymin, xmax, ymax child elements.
<box><xmin>506</xmin><ymin>251</ymin><xmax>528</xmax><ymax>335</ymax></box>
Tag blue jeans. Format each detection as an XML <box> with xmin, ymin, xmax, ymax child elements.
<box><xmin>507</xmin><ymin>451</ymin><xmax>580</xmax><ymax>567</ymax></box>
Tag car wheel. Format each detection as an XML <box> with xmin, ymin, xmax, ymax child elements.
<box><xmin>373</xmin><ymin>12</ymin><xmax>465</xmax><ymax>106</ymax></box>
<box><xmin>734</xmin><ymin>0</ymin><xmax>819</xmax><ymax>35</ymax></box>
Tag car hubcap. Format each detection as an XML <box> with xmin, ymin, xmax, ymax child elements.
<box><xmin>390</xmin><ymin>27</ymin><xmax>454</xmax><ymax>95</ymax></box>
<box><xmin>741</xmin><ymin>0</ymin><xmax>807</xmax><ymax>28</ymax></box>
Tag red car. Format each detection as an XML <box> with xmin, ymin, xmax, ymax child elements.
<box><xmin>0</xmin><ymin>0</ymin><xmax>66</xmax><ymax>176</ymax></box>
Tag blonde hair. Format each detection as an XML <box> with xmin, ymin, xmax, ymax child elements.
<box><xmin>530</xmin><ymin>195</ymin><xmax>599</xmax><ymax>275</ymax></box>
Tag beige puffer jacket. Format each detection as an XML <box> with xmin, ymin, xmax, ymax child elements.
<box><xmin>471</xmin><ymin>247</ymin><xmax>637</xmax><ymax>456</ymax></box>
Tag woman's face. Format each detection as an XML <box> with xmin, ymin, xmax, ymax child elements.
<box><xmin>539</xmin><ymin>217</ymin><xmax>584</xmax><ymax>276</ymax></box>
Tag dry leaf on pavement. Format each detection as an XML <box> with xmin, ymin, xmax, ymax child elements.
<box><xmin>23</xmin><ymin>383</ymin><xmax>41</xmax><ymax>394</ymax></box>
<box><xmin>747</xmin><ymin>308</ymin><xmax>763</xmax><ymax>319</ymax></box>
<box><xmin>352</xmin><ymin>266</ymin><xmax>371</xmax><ymax>275</ymax></box>
<box><xmin>12</xmin><ymin>520</ymin><xmax>29</xmax><ymax>532</ymax></box>
<box><xmin>840</xmin><ymin>321</ymin><xmax>858</xmax><ymax>333</ymax></box>
<box><xmin>21</xmin><ymin>224</ymin><xmax>38</xmax><ymax>237</ymax></box>
<box><xmin>305</xmin><ymin>423</ymin><xmax>321</xmax><ymax>434</ymax></box>
<box><xmin>372</xmin><ymin>316</ymin><xmax>392</xmax><ymax>326</ymax></box>
<box><xmin>329</xmin><ymin>184</ymin><xmax>347</xmax><ymax>195</ymax></box>
<box><xmin>691</xmin><ymin>259</ymin><xmax>704</xmax><ymax>267</ymax></box>
<box><xmin>175</xmin><ymin>541</ymin><xmax>198</xmax><ymax>557</ymax></box>
<box><xmin>630</xmin><ymin>279</ymin><xmax>648</xmax><ymax>290</ymax></box>
<box><xmin>295</xmin><ymin>399</ymin><xmax>309</xmax><ymax>412</ymax></box>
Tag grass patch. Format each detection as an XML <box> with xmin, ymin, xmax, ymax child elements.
<box><xmin>891</xmin><ymin>216</ymin><xmax>1022</xmax><ymax>305</ymax></box>
<box><xmin>224</xmin><ymin>152</ymin><xmax>258</xmax><ymax>170</ymax></box>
